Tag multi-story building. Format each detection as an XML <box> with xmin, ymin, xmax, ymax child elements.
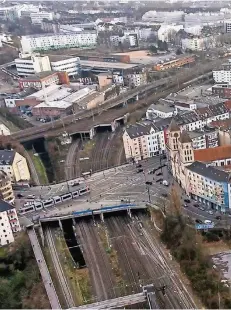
<box><xmin>0</xmin><ymin>171</ymin><xmax>14</xmax><ymax>204</ymax></box>
<box><xmin>0</xmin><ymin>150</ymin><xmax>30</xmax><ymax>183</ymax></box>
<box><xmin>212</xmin><ymin>84</ymin><xmax>231</xmax><ymax>99</ymax></box>
<box><xmin>125</xmin><ymin>73</ymin><xmax>147</xmax><ymax>87</ymax></box>
<box><xmin>50</xmin><ymin>55</ymin><xmax>81</xmax><ymax>77</ymax></box>
<box><xmin>20</xmin><ymin>32</ymin><xmax>97</xmax><ymax>53</ymax></box>
<box><xmin>213</xmin><ymin>60</ymin><xmax>231</xmax><ymax>83</ymax></box>
<box><xmin>15</xmin><ymin>55</ymin><xmax>51</xmax><ymax>77</ymax></box>
<box><xmin>30</xmin><ymin>11</ymin><xmax>53</xmax><ymax>25</ymax></box>
<box><xmin>153</xmin><ymin>55</ymin><xmax>195</xmax><ymax>71</ymax></box>
<box><xmin>189</xmin><ymin>128</ymin><xmax>219</xmax><ymax>150</ymax></box>
<box><xmin>142</xmin><ymin>10</ymin><xmax>184</xmax><ymax>24</ymax></box>
<box><xmin>146</xmin><ymin>103</ymin><xmax>175</xmax><ymax>119</ymax></box>
<box><xmin>167</xmin><ymin>122</ymin><xmax>231</xmax><ymax>211</ymax></box>
<box><xmin>123</xmin><ymin>124</ymin><xmax>150</xmax><ymax>161</ymax></box>
<box><xmin>0</xmin><ymin>199</ymin><xmax>21</xmax><ymax>246</ymax></box>
<box><xmin>224</xmin><ymin>20</ymin><xmax>231</xmax><ymax>33</ymax></box>
<box><xmin>18</xmin><ymin>71</ymin><xmax>69</xmax><ymax>90</ymax></box>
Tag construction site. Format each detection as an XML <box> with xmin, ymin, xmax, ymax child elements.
<box><xmin>41</xmin><ymin>209</ymin><xmax>195</xmax><ymax>309</ymax></box>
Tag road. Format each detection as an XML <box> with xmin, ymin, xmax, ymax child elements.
<box><xmin>27</xmin><ymin>227</ymin><xmax>61</xmax><ymax>309</ymax></box>
<box><xmin>17</xmin><ymin>157</ymin><xmax>231</xmax><ymax>226</ymax></box>
<box><xmin>45</xmin><ymin>227</ymin><xmax>75</xmax><ymax>308</ymax></box>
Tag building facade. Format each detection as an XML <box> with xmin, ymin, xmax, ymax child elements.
<box><xmin>0</xmin><ymin>150</ymin><xmax>30</xmax><ymax>183</ymax></box>
<box><xmin>0</xmin><ymin>200</ymin><xmax>21</xmax><ymax>246</ymax></box>
<box><xmin>20</xmin><ymin>32</ymin><xmax>97</xmax><ymax>53</ymax></box>
<box><xmin>15</xmin><ymin>55</ymin><xmax>51</xmax><ymax>77</ymax></box>
<box><xmin>50</xmin><ymin>56</ymin><xmax>81</xmax><ymax>77</ymax></box>
<box><xmin>0</xmin><ymin>171</ymin><xmax>14</xmax><ymax>204</ymax></box>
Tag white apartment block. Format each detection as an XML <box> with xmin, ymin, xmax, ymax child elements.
<box><xmin>50</xmin><ymin>56</ymin><xmax>81</xmax><ymax>77</ymax></box>
<box><xmin>0</xmin><ymin>200</ymin><xmax>21</xmax><ymax>246</ymax></box>
<box><xmin>224</xmin><ymin>20</ymin><xmax>231</xmax><ymax>33</ymax></box>
<box><xmin>181</xmin><ymin>37</ymin><xmax>213</xmax><ymax>51</ymax></box>
<box><xmin>15</xmin><ymin>55</ymin><xmax>51</xmax><ymax>76</ymax></box>
<box><xmin>213</xmin><ymin>70</ymin><xmax>231</xmax><ymax>84</ymax></box>
<box><xmin>126</xmin><ymin>73</ymin><xmax>147</xmax><ymax>87</ymax></box>
<box><xmin>30</xmin><ymin>11</ymin><xmax>53</xmax><ymax>25</ymax></box>
<box><xmin>20</xmin><ymin>32</ymin><xmax>97</xmax><ymax>53</ymax></box>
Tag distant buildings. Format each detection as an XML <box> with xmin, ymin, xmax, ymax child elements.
<box><xmin>181</xmin><ymin>36</ymin><xmax>215</xmax><ymax>51</ymax></box>
<box><xmin>0</xmin><ymin>150</ymin><xmax>30</xmax><ymax>183</ymax></box>
<box><xmin>153</xmin><ymin>55</ymin><xmax>195</xmax><ymax>71</ymax></box>
<box><xmin>20</xmin><ymin>32</ymin><xmax>97</xmax><ymax>53</ymax></box>
<box><xmin>0</xmin><ymin>200</ymin><xmax>21</xmax><ymax>246</ymax></box>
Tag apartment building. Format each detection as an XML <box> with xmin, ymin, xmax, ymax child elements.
<box><xmin>20</xmin><ymin>32</ymin><xmax>97</xmax><ymax>53</ymax></box>
<box><xmin>15</xmin><ymin>55</ymin><xmax>51</xmax><ymax>77</ymax></box>
<box><xmin>189</xmin><ymin>129</ymin><xmax>219</xmax><ymax>150</ymax></box>
<box><xmin>0</xmin><ymin>171</ymin><xmax>14</xmax><ymax>204</ymax></box>
<box><xmin>123</xmin><ymin>124</ymin><xmax>150</xmax><ymax>161</ymax></box>
<box><xmin>213</xmin><ymin>60</ymin><xmax>231</xmax><ymax>83</ymax></box>
<box><xmin>0</xmin><ymin>150</ymin><xmax>30</xmax><ymax>183</ymax></box>
<box><xmin>125</xmin><ymin>72</ymin><xmax>147</xmax><ymax>87</ymax></box>
<box><xmin>181</xmin><ymin>37</ymin><xmax>214</xmax><ymax>51</ymax></box>
<box><xmin>167</xmin><ymin>123</ymin><xmax>231</xmax><ymax>211</ymax></box>
<box><xmin>146</xmin><ymin>103</ymin><xmax>175</xmax><ymax>119</ymax></box>
<box><xmin>0</xmin><ymin>200</ymin><xmax>21</xmax><ymax>246</ymax></box>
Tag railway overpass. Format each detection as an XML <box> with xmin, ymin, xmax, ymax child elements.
<box><xmin>10</xmin><ymin>58</ymin><xmax>223</xmax><ymax>143</ymax></box>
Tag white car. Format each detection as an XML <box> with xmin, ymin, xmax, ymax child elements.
<box><xmin>208</xmin><ymin>210</ymin><xmax>214</xmax><ymax>215</ymax></box>
<box><xmin>204</xmin><ymin>220</ymin><xmax>212</xmax><ymax>224</ymax></box>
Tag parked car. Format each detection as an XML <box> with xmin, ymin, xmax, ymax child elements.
<box><xmin>17</xmin><ymin>193</ymin><xmax>24</xmax><ymax>198</ymax></box>
<box><xmin>136</xmin><ymin>164</ymin><xmax>142</xmax><ymax>168</ymax></box>
<box><xmin>183</xmin><ymin>204</ymin><xmax>188</xmax><ymax>207</ymax></box>
<box><xmin>208</xmin><ymin>210</ymin><xmax>214</xmax><ymax>215</ymax></box>
<box><xmin>156</xmin><ymin>172</ymin><xmax>163</xmax><ymax>176</ymax></box>
<box><xmin>162</xmin><ymin>193</ymin><xmax>168</xmax><ymax>197</ymax></box>
<box><xmin>162</xmin><ymin>180</ymin><xmax>169</xmax><ymax>186</ymax></box>
<box><xmin>137</xmin><ymin>168</ymin><xmax>143</xmax><ymax>173</ymax></box>
<box><xmin>195</xmin><ymin>219</ymin><xmax>203</xmax><ymax>224</ymax></box>
<box><xmin>194</xmin><ymin>203</ymin><xmax>200</xmax><ymax>208</ymax></box>
<box><xmin>145</xmin><ymin>181</ymin><xmax>152</xmax><ymax>185</ymax></box>
<box><xmin>184</xmin><ymin>199</ymin><xmax>190</xmax><ymax>203</ymax></box>
<box><xmin>156</xmin><ymin>178</ymin><xmax>163</xmax><ymax>183</ymax></box>
<box><xmin>215</xmin><ymin>216</ymin><xmax>221</xmax><ymax>220</ymax></box>
<box><xmin>198</xmin><ymin>207</ymin><xmax>205</xmax><ymax>211</ymax></box>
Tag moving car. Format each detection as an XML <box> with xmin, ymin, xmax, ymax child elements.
<box><xmin>204</xmin><ymin>220</ymin><xmax>212</xmax><ymax>224</ymax></box>
<box><xmin>215</xmin><ymin>215</ymin><xmax>221</xmax><ymax>220</ymax></box>
<box><xmin>137</xmin><ymin>168</ymin><xmax>143</xmax><ymax>173</ymax></box>
<box><xmin>27</xmin><ymin>194</ymin><xmax>35</xmax><ymax>199</ymax></box>
<box><xmin>145</xmin><ymin>181</ymin><xmax>152</xmax><ymax>185</ymax></box>
<box><xmin>198</xmin><ymin>207</ymin><xmax>205</xmax><ymax>211</ymax></box>
<box><xmin>136</xmin><ymin>164</ymin><xmax>142</xmax><ymax>168</ymax></box>
<box><xmin>17</xmin><ymin>193</ymin><xmax>24</xmax><ymax>198</ymax></box>
<box><xmin>194</xmin><ymin>203</ymin><xmax>199</xmax><ymax>208</ymax></box>
<box><xmin>208</xmin><ymin>210</ymin><xmax>214</xmax><ymax>215</ymax></box>
<box><xmin>156</xmin><ymin>172</ymin><xmax>163</xmax><ymax>176</ymax></box>
<box><xmin>162</xmin><ymin>180</ymin><xmax>169</xmax><ymax>186</ymax></box>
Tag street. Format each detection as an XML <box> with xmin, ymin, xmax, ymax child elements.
<box><xmin>17</xmin><ymin>156</ymin><xmax>231</xmax><ymax>227</ymax></box>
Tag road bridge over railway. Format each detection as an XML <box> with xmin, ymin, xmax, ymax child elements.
<box><xmin>39</xmin><ymin>203</ymin><xmax>147</xmax><ymax>223</ymax></box>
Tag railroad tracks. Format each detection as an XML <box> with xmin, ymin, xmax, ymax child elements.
<box><xmin>75</xmin><ymin>219</ymin><xmax>115</xmax><ymax>301</ymax></box>
<box><xmin>45</xmin><ymin>227</ymin><xmax>75</xmax><ymax>308</ymax></box>
<box><xmin>65</xmin><ymin>139</ymin><xmax>81</xmax><ymax>180</ymax></box>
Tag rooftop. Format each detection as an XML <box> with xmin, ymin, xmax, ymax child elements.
<box><xmin>148</xmin><ymin>103</ymin><xmax>175</xmax><ymax>113</ymax></box>
<box><xmin>179</xmin><ymin>131</ymin><xmax>192</xmax><ymax>143</ymax></box>
<box><xmin>187</xmin><ymin>161</ymin><xmax>230</xmax><ymax>183</ymax></box>
<box><xmin>20</xmin><ymin>71</ymin><xmax>56</xmax><ymax>81</ymax></box>
<box><xmin>80</xmin><ymin>60</ymin><xmax>138</xmax><ymax>70</ymax></box>
<box><xmin>34</xmin><ymin>100</ymin><xmax>72</xmax><ymax>109</ymax></box>
<box><xmin>125</xmin><ymin>123</ymin><xmax>151</xmax><ymax>139</ymax></box>
<box><xmin>0</xmin><ymin>199</ymin><xmax>14</xmax><ymax>213</ymax></box>
<box><xmin>0</xmin><ymin>150</ymin><xmax>15</xmax><ymax>165</ymax></box>
<box><xmin>49</xmin><ymin>55</ymin><xmax>80</xmax><ymax>63</ymax></box>
<box><xmin>168</xmin><ymin>118</ymin><xmax>180</xmax><ymax>132</ymax></box>
<box><xmin>21</xmin><ymin>31</ymin><xmax>97</xmax><ymax>38</ymax></box>
<box><xmin>194</xmin><ymin>145</ymin><xmax>231</xmax><ymax>162</ymax></box>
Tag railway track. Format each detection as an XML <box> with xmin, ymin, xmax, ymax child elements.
<box><xmin>65</xmin><ymin>139</ymin><xmax>81</xmax><ymax>180</ymax></box>
<box><xmin>75</xmin><ymin>219</ymin><xmax>115</xmax><ymax>301</ymax></box>
<box><xmin>45</xmin><ymin>227</ymin><xmax>75</xmax><ymax>308</ymax></box>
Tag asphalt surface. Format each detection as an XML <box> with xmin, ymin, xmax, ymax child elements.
<box><xmin>17</xmin><ymin>157</ymin><xmax>231</xmax><ymax>226</ymax></box>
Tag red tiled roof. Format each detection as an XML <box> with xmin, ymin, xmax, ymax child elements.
<box><xmin>194</xmin><ymin>145</ymin><xmax>231</xmax><ymax>162</ymax></box>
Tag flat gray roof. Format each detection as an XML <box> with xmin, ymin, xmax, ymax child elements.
<box><xmin>80</xmin><ymin>60</ymin><xmax>138</xmax><ymax>70</ymax></box>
